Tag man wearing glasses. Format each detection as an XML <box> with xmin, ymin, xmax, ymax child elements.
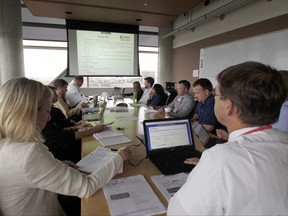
<box><xmin>168</xmin><ymin>62</ymin><xmax>288</xmax><ymax>215</ymax></box>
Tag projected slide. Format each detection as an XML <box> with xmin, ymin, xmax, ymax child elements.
<box><xmin>76</xmin><ymin>31</ymin><xmax>135</xmax><ymax>75</ymax></box>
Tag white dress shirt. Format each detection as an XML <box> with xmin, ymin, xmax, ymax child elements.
<box><xmin>0</xmin><ymin>139</ymin><xmax>123</xmax><ymax>216</ymax></box>
<box><xmin>138</xmin><ymin>88</ymin><xmax>151</xmax><ymax>104</ymax></box>
<box><xmin>168</xmin><ymin>127</ymin><xmax>288</xmax><ymax>215</ymax></box>
<box><xmin>65</xmin><ymin>82</ymin><xmax>88</xmax><ymax>107</ymax></box>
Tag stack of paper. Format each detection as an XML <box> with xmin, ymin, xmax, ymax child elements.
<box><xmin>93</xmin><ymin>128</ymin><xmax>131</xmax><ymax>146</ymax></box>
<box><xmin>76</xmin><ymin>146</ymin><xmax>122</xmax><ymax>173</ymax></box>
<box><xmin>150</xmin><ymin>173</ymin><xmax>188</xmax><ymax>202</ymax></box>
<box><xmin>103</xmin><ymin>175</ymin><xmax>166</xmax><ymax>216</ymax></box>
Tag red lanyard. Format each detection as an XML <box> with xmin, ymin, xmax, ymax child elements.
<box><xmin>242</xmin><ymin>125</ymin><xmax>272</xmax><ymax>135</ymax></box>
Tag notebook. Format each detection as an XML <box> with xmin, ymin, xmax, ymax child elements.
<box><xmin>192</xmin><ymin>121</ymin><xmax>226</xmax><ymax>149</ymax></box>
<box><xmin>143</xmin><ymin>118</ymin><xmax>202</xmax><ymax>175</ymax></box>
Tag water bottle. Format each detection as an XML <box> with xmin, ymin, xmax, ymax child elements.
<box><xmin>93</xmin><ymin>94</ymin><xmax>98</xmax><ymax>108</ymax></box>
<box><xmin>132</xmin><ymin>91</ymin><xmax>137</xmax><ymax>103</ymax></box>
<box><xmin>98</xmin><ymin>99</ymin><xmax>107</xmax><ymax>115</ymax></box>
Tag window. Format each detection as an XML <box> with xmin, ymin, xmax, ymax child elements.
<box><xmin>23</xmin><ymin>40</ymin><xmax>67</xmax><ymax>85</ymax></box>
<box><xmin>23</xmin><ymin>40</ymin><xmax>158</xmax><ymax>87</ymax></box>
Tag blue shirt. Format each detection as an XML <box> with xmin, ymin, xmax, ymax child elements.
<box><xmin>147</xmin><ymin>94</ymin><xmax>167</xmax><ymax>108</ymax></box>
<box><xmin>272</xmin><ymin>100</ymin><xmax>288</xmax><ymax>132</ymax></box>
<box><xmin>196</xmin><ymin>95</ymin><xmax>218</xmax><ymax>126</ymax></box>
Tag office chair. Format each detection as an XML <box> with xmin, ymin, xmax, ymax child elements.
<box><xmin>165</xmin><ymin>91</ymin><xmax>178</xmax><ymax>105</ymax></box>
<box><xmin>187</xmin><ymin>101</ymin><xmax>198</xmax><ymax>119</ymax></box>
<box><xmin>112</xmin><ymin>87</ymin><xmax>125</xmax><ymax>96</ymax></box>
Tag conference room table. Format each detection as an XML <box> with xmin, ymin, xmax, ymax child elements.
<box><xmin>81</xmin><ymin>98</ymin><xmax>205</xmax><ymax>216</ymax></box>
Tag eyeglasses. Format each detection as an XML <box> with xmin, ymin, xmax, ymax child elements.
<box><xmin>212</xmin><ymin>89</ymin><xmax>225</xmax><ymax>100</ymax></box>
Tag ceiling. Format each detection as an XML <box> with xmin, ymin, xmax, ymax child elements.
<box><xmin>22</xmin><ymin>0</ymin><xmax>203</xmax><ymax>27</ymax></box>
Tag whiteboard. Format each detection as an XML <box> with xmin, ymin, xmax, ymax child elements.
<box><xmin>199</xmin><ymin>28</ymin><xmax>288</xmax><ymax>87</ymax></box>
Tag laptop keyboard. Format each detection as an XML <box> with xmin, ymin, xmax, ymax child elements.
<box><xmin>151</xmin><ymin>150</ymin><xmax>201</xmax><ymax>175</ymax></box>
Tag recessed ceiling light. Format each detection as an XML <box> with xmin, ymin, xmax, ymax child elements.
<box><xmin>144</xmin><ymin>3</ymin><xmax>148</xmax><ymax>6</ymax></box>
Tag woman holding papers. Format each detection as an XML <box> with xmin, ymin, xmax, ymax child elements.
<box><xmin>42</xmin><ymin>86</ymin><xmax>105</xmax><ymax>163</ymax></box>
<box><xmin>0</xmin><ymin>77</ymin><xmax>131</xmax><ymax>216</ymax></box>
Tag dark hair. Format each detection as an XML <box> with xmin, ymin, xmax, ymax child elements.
<box><xmin>74</xmin><ymin>76</ymin><xmax>84</xmax><ymax>81</ymax></box>
<box><xmin>178</xmin><ymin>80</ymin><xmax>191</xmax><ymax>90</ymax></box>
<box><xmin>217</xmin><ymin>61</ymin><xmax>286</xmax><ymax>125</ymax></box>
<box><xmin>192</xmin><ymin>78</ymin><xmax>213</xmax><ymax>92</ymax></box>
<box><xmin>133</xmin><ymin>81</ymin><xmax>142</xmax><ymax>91</ymax></box>
<box><xmin>153</xmin><ymin>84</ymin><xmax>166</xmax><ymax>96</ymax></box>
<box><xmin>144</xmin><ymin>77</ymin><xmax>155</xmax><ymax>86</ymax></box>
<box><xmin>279</xmin><ymin>70</ymin><xmax>288</xmax><ymax>97</ymax></box>
<box><xmin>53</xmin><ymin>79</ymin><xmax>68</xmax><ymax>88</ymax></box>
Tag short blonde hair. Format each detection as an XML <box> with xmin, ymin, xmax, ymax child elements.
<box><xmin>0</xmin><ymin>77</ymin><xmax>52</xmax><ymax>142</ymax></box>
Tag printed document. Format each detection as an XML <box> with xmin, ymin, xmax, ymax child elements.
<box><xmin>129</xmin><ymin>103</ymin><xmax>147</xmax><ymax>107</ymax></box>
<box><xmin>93</xmin><ymin>128</ymin><xmax>131</xmax><ymax>146</ymax></box>
<box><xmin>150</xmin><ymin>173</ymin><xmax>189</xmax><ymax>202</ymax></box>
<box><xmin>103</xmin><ymin>175</ymin><xmax>166</xmax><ymax>216</ymax></box>
<box><xmin>76</xmin><ymin>146</ymin><xmax>122</xmax><ymax>173</ymax></box>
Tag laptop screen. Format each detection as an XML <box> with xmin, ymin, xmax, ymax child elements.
<box><xmin>143</xmin><ymin>119</ymin><xmax>194</xmax><ymax>151</ymax></box>
<box><xmin>191</xmin><ymin>121</ymin><xmax>210</xmax><ymax>146</ymax></box>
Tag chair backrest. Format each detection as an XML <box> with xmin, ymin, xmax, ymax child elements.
<box><xmin>187</xmin><ymin>100</ymin><xmax>198</xmax><ymax>119</ymax></box>
<box><xmin>112</xmin><ymin>87</ymin><xmax>125</xmax><ymax>96</ymax></box>
<box><xmin>165</xmin><ymin>90</ymin><xmax>178</xmax><ymax>105</ymax></box>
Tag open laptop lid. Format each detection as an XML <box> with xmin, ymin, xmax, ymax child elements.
<box><xmin>143</xmin><ymin>118</ymin><xmax>195</xmax><ymax>156</ymax></box>
<box><xmin>191</xmin><ymin>121</ymin><xmax>210</xmax><ymax>147</ymax></box>
<box><xmin>191</xmin><ymin>121</ymin><xmax>227</xmax><ymax>148</ymax></box>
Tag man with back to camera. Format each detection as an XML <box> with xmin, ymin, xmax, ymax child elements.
<box><xmin>157</xmin><ymin>80</ymin><xmax>196</xmax><ymax>118</ymax></box>
<box><xmin>192</xmin><ymin>78</ymin><xmax>223</xmax><ymax>133</ymax></box>
<box><xmin>138</xmin><ymin>77</ymin><xmax>154</xmax><ymax>104</ymax></box>
<box><xmin>65</xmin><ymin>76</ymin><xmax>89</xmax><ymax>107</ymax></box>
<box><xmin>167</xmin><ymin>61</ymin><xmax>288</xmax><ymax>215</ymax></box>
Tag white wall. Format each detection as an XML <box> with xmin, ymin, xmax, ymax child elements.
<box><xmin>172</xmin><ymin>0</ymin><xmax>288</xmax><ymax>48</ymax></box>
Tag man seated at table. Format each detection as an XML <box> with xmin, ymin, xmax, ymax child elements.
<box><xmin>157</xmin><ymin>80</ymin><xmax>196</xmax><ymax>118</ymax></box>
<box><xmin>192</xmin><ymin>78</ymin><xmax>224</xmax><ymax>134</ymax></box>
<box><xmin>138</xmin><ymin>77</ymin><xmax>154</xmax><ymax>104</ymax></box>
<box><xmin>65</xmin><ymin>76</ymin><xmax>89</xmax><ymax>107</ymax></box>
<box><xmin>168</xmin><ymin>61</ymin><xmax>288</xmax><ymax>215</ymax></box>
<box><xmin>123</xmin><ymin>81</ymin><xmax>144</xmax><ymax>102</ymax></box>
<box><xmin>53</xmin><ymin>79</ymin><xmax>88</xmax><ymax>122</ymax></box>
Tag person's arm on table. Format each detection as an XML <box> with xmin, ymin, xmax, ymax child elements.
<box><xmin>74</xmin><ymin>125</ymin><xmax>104</xmax><ymax>140</ymax></box>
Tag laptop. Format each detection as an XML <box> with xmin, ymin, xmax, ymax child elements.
<box><xmin>143</xmin><ymin>118</ymin><xmax>202</xmax><ymax>175</ymax></box>
<box><xmin>192</xmin><ymin>121</ymin><xmax>227</xmax><ymax>149</ymax></box>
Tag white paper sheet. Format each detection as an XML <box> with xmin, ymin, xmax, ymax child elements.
<box><xmin>76</xmin><ymin>146</ymin><xmax>122</xmax><ymax>173</ymax></box>
<box><xmin>93</xmin><ymin>128</ymin><xmax>131</xmax><ymax>146</ymax></box>
<box><xmin>144</xmin><ymin>109</ymin><xmax>157</xmax><ymax>113</ymax></box>
<box><xmin>129</xmin><ymin>103</ymin><xmax>147</xmax><ymax>107</ymax></box>
<box><xmin>103</xmin><ymin>175</ymin><xmax>166</xmax><ymax>216</ymax></box>
<box><xmin>150</xmin><ymin>173</ymin><xmax>189</xmax><ymax>202</ymax></box>
<box><xmin>115</xmin><ymin>116</ymin><xmax>138</xmax><ymax>121</ymax></box>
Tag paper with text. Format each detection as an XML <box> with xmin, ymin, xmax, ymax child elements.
<box><xmin>93</xmin><ymin>128</ymin><xmax>131</xmax><ymax>146</ymax></box>
<box><xmin>103</xmin><ymin>175</ymin><xmax>166</xmax><ymax>216</ymax></box>
<box><xmin>76</xmin><ymin>146</ymin><xmax>122</xmax><ymax>173</ymax></box>
<box><xmin>150</xmin><ymin>173</ymin><xmax>188</xmax><ymax>202</ymax></box>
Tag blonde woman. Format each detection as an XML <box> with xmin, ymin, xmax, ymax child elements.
<box><xmin>0</xmin><ymin>77</ymin><xmax>131</xmax><ymax>216</ymax></box>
